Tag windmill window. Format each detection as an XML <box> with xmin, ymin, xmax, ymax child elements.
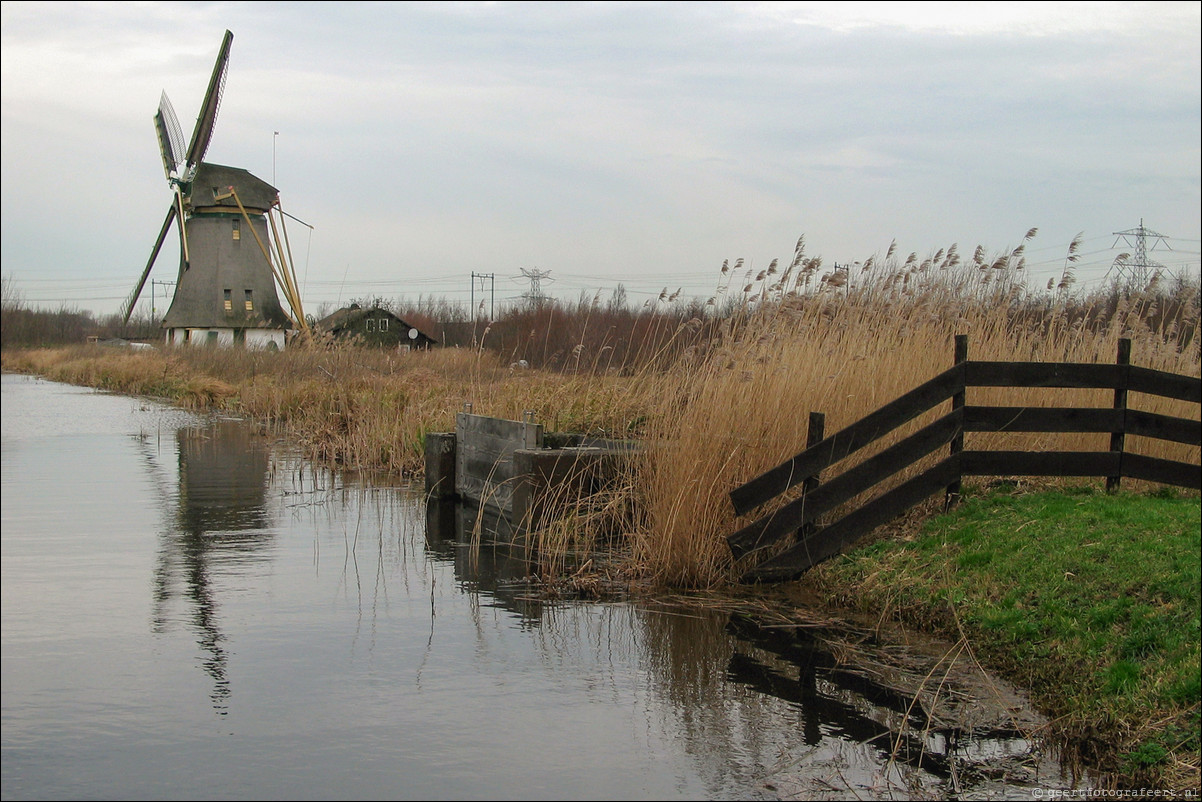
<box><xmin>224</xmin><ymin>289</ymin><xmax>233</xmax><ymax>311</ymax></box>
<box><xmin>244</xmin><ymin>289</ymin><xmax>254</xmax><ymax>311</ymax></box>
<box><xmin>232</xmin><ymin>220</ymin><xmax>240</xmax><ymax>241</ymax></box>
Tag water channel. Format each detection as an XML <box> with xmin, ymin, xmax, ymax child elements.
<box><xmin>2</xmin><ymin>373</ymin><xmax>1088</xmax><ymax>800</ymax></box>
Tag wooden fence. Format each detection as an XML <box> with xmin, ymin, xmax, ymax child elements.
<box><xmin>727</xmin><ymin>335</ymin><xmax>1201</xmax><ymax>584</ymax></box>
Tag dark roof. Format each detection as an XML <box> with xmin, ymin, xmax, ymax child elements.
<box><xmin>315</xmin><ymin>306</ymin><xmax>438</xmax><ymax>343</ymax></box>
<box><xmin>190</xmin><ymin>163</ymin><xmax>278</xmax><ymax>213</ymax></box>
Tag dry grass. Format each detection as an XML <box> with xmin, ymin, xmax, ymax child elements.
<box><xmin>1</xmin><ymin>340</ymin><xmax>658</xmax><ymax>478</ymax></box>
<box><xmin>3</xmin><ymin>235</ymin><xmax>1198</xmax><ymax>590</ymax></box>
<box><xmin>626</xmin><ymin>243</ymin><xmax>1199</xmax><ymax>588</ymax></box>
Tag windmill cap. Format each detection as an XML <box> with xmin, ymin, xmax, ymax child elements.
<box><xmin>189</xmin><ymin>163</ymin><xmax>277</xmax><ymax>212</ymax></box>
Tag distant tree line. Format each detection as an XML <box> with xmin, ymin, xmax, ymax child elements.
<box><xmin>1</xmin><ymin>276</ymin><xmax>158</xmax><ymax>349</ymax></box>
<box><xmin>5</xmin><ymin>266</ymin><xmax>1197</xmax><ymax>366</ymax></box>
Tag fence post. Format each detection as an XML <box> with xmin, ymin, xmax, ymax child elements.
<box><xmin>946</xmin><ymin>334</ymin><xmax>968</xmax><ymax>510</ymax></box>
<box><xmin>1107</xmin><ymin>338</ymin><xmax>1132</xmax><ymax>492</ymax></box>
<box><xmin>798</xmin><ymin>411</ymin><xmax>825</xmax><ymax>540</ymax></box>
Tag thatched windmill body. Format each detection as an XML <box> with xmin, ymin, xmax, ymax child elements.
<box><xmin>121</xmin><ymin>30</ymin><xmax>307</xmax><ymax>348</ymax></box>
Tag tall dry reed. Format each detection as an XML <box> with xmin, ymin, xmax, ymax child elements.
<box><xmin>3</xmin><ymin>232</ymin><xmax>1197</xmax><ymax>589</ymax></box>
<box><xmin>625</xmin><ymin>240</ymin><xmax>1200</xmax><ymax>588</ymax></box>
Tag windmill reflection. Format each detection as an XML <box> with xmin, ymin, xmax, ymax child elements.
<box><xmin>151</xmin><ymin>418</ymin><xmax>275</xmax><ymax>714</ymax></box>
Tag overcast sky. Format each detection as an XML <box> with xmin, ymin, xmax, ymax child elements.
<box><xmin>2</xmin><ymin>1</ymin><xmax>1199</xmax><ymax>319</ymax></box>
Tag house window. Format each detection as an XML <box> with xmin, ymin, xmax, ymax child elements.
<box><xmin>379</xmin><ymin>318</ymin><xmax>388</xmax><ymax>331</ymax></box>
<box><xmin>244</xmin><ymin>289</ymin><xmax>254</xmax><ymax>311</ymax></box>
<box><xmin>224</xmin><ymin>289</ymin><xmax>233</xmax><ymax>311</ymax></box>
<box><xmin>366</xmin><ymin>319</ymin><xmax>376</xmax><ymax>332</ymax></box>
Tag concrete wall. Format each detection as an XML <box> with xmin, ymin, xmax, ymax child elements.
<box><xmin>165</xmin><ymin>327</ymin><xmax>285</xmax><ymax>350</ymax></box>
<box><xmin>246</xmin><ymin>329</ymin><xmax>285</xmax><ymax>349</ymax></box>
<box><xmin>510</xmin><ymin>446</ymin><xmax>633</xmax><ymax>530</ymax></box>
<box><xmin>454</xmin><ymin>412</ymin><xmax>542</xmax><ymax>513</ymax></box>
<box><xmin>424</xmin><ymin>415</ymin><xmax>639</xmax><ymax>541</ymax></box>
<box><xmin>425</xmin><ymin>431</ymin><xmax>458</xmax><ymax>500</ymax></box>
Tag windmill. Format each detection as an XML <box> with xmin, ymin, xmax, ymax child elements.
<box><xmin>121</xmin><ymin>30</ymin><xmax>308</xmax><ymax>348</ymax></box>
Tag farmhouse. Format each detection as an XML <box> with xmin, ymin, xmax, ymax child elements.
<box><xmin>315</xmin><ymin>304</ymin><xmax>438</xmax><ymax>350</ymax></box>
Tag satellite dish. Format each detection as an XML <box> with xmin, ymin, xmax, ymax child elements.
<box><xmin>408</xmin><ymin>328</ymin><xmax>419</xmax><ymax>340</ymax></box>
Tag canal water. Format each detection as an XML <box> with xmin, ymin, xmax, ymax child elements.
<box><xmin>2</xmin><ymin>373</ymin><xmax>1084</xmax><ymax>800</ymax></box>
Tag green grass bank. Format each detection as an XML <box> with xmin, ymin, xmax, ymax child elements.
<box><xmin>802</xmin><ymin>485</ymin><xmax>1201</xmax><ymax>792</ymax></box>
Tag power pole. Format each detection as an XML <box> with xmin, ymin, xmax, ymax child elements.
<box><xmin>1111</xmin><ymin>219</ymin><xmax>1169</xmax><ymax>287</ymax></box>
<box><xmin>151</xmin><ymin>279</ymin><xmax>174</xmax><ymax>319</ymax></box>
<box><xmin>471</xmin><ymin>272</ymin><xmax>495</xmax><ymax>319</ymax></box>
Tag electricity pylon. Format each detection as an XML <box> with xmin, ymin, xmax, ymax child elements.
<box><xmin>1111</xmin><ymin>219</ymin><xmax>1170</xmax><ymax>287</ymax></box>
<box><xmin>519</xmin><ymin>267</ymin><xmax>552</xmax><ymax>305</ymax></box>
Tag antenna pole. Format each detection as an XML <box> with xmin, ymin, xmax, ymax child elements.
<box><xmin>151</xmin><ymin>279</ymin><xmax>174</xmax><ymax>319</ymax></box>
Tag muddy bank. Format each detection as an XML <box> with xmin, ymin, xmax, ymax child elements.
<box><xmin>648</xmin><ymin>586</ymin><xmax>1094</xmax><ymax>799</ymax></box>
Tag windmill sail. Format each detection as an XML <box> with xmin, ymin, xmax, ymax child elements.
<box><xmin>183</xmin><ymin>29</ymin><xmax>232</xmax><ymax>175</ymax></box>
<box><xmin>123</xmin><ymin>31</ymin><xmax>232</xmax><ymax>324</ymax></box>
<box><xmin>154</xmin><ymin>92</ymin><xmax>186</xmax><ymax>180</ymax></box>
<box><xmin>121</xmin><ymin>203</ymin><xmax>178</xmax><ymax>322</ymax></box>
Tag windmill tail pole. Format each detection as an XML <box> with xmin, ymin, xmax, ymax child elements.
<box><xmin>174</xmin><ymin>187</ymin><xmax>191</xmax><ymax>269</ymax></box>
<box><xmin>273</xmin><ymin>198</ymin><xmax>310</xmax><ymax>326</ymax></box>
<box><xmin>267</xmin><ymin>209</ymin><xmax>306</xmax><ymax>335</ymax></box>
<box><xmin>216</xmin><ymin>186</ymin><xmax>303</xmax><ymax>332</ymax></box>
<box><xmin>267</xmin><ymin>204</ymin><xmax>308</xmax><ymax>335</ymax></box>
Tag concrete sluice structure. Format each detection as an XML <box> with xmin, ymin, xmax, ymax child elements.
<box><xmin>424</xmin><ymin>411</ymin><xmax>639</xmax><ymax>546</ymax></box>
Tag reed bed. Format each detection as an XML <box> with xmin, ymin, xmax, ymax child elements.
<box><xmin>626</xmin><ymin>237</ymin><xmax>1199</xmax><ymax>588</ymax></box>
<box><xmin>3</xmin><ymin>233</ymin><xmax>1198</xmax><ymax>589</ymax></box>
<box><xmin>1</xmin><ymin>342</ymin><xmax>658</xmax><ymax>478</ymax></box>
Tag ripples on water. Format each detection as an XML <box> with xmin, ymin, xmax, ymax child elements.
<box><xmin>1</xmin><ymin>374</ymin><xmax>1085</xmax><ymax>800</ymax></box>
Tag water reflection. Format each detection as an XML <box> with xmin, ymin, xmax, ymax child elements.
<box><xmin>149</xmin><ymin>418</ymin><xmax>277</xmax><ymax>713</ymax></box>
<box><xmin>128</xmin><ymin>410</ymin><xmax>1069</xmax><ymax>798</ymax></box>
<box><xmin>175</xmin><ymin>420</ymin><xmax>272</xmax><ymax>534</ymax></box>
<box><xmin>721</xmin><ymin>614</ymin><xmax>1038</xmax><ymax>796</ymax></box>
<box><xmin>424</xmin><ymin>496</ymin><xmax>1065</xmax><ymax>799</ymax></box>
<box><xmin>426</xmin><ymin>497</ymin><xmax>549</xmax><ymax>621</ymax></box>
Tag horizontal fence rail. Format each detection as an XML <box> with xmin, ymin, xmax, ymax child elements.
<box><xmin>728</xmin><ymin>335</ymin><xmax>1201</xmax><ymax>584</ymax></box>
<box><xmin>729</xmin><ymin>367</ymin><xmax>962</xmax><ymax>516</ymax></box>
